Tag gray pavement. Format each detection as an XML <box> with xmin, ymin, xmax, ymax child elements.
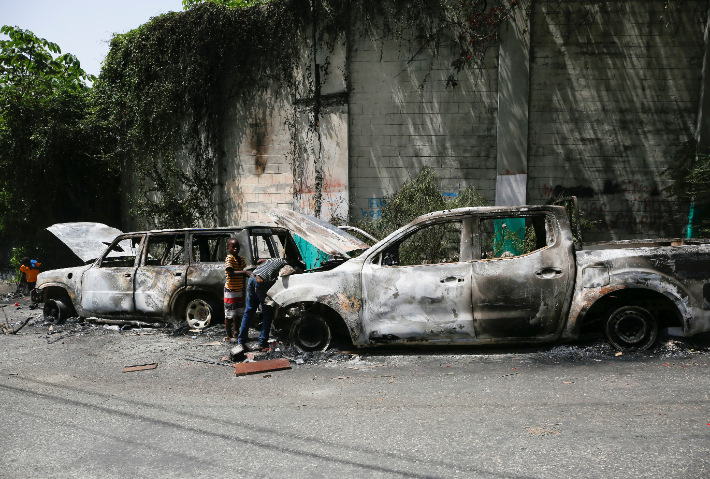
<box><xmin>0</xmin><ymin>298</ymin><xmax>709</xmax><ymax>478</ymax></box>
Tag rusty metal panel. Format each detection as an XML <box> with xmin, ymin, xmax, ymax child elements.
<box><xmin>81</xmin><ymin>265</ymin><xmax>136</xmax><ymax>314</ymax></box>
<box><xmin>359</xmin><ymin>218</ymin><xmax>476</xmax><ymax>342</ymax></box>
<box><xmin>134</xmin><ymin>233</ymin><xmax>188</xmax><ymax>315</ymax></box>
<box><xmin>471</xmin><ymin>212</ymin><xmax>574</xmax><ymax>339</ymax></box>
<box><xmin>267</xmin><ymin>258</ymin><xmax>366</xmax><ymax>343</ymax></box>
<box><xmin>233</xmin><ymin>358</ymin><xmax>291</xmax><ymax>376</ymax></box>
<box><xmin>566</xmin><ymin>242</ymin><xmax>710</xmax><ymax>337</ymax></box>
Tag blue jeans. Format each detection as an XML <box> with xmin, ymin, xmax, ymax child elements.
<box><xmin>238</xmin><ymin>276</ymin><xmax>275</xmax><ymax>347</ymax></box>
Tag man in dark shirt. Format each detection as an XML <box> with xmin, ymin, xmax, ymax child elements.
<box><xmin>233</xmin><ymin>257</ymin><xmax>294</xmax><ymax>353</ymax></box>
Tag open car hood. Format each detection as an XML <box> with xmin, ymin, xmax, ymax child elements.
<box><xmin>46</xmin><ymin>222</ymin><xmax>124</xmax><ymax>263</ymax></box>
<box><xmin>267</xmin><ymin>208</ymin><xmax>370</xmax><ymax>257</ymax></box>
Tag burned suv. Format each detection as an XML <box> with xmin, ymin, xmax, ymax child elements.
<box><xmin>35</xmin><ymin>223</ymin><xmax>300</xmax><ymax>327</ymax></box>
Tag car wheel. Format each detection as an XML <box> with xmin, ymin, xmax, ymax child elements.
<box><xmin>290</xmin><ymin>312</ymin><xmax>332</xmax><ymax>352</ymax></box>
<box><xmin>605</xmin><ymin>305</ymin><xmax>657</xmax><ymax>351</ymax></box>
<box><xmin>43</xmin><ymin>298</ymin><xmax>72</xmax><ymax>324</ymax></box>
<box><xmin>185</xmin><ymin>297</ymin><xmax>219</xmax><ymax>329</ymax></box>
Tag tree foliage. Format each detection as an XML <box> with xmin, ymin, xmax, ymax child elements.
<box><xmin>353</xmin><ymin>167</ymin><xmax>488</xmax><ymax>242</ymax></box>
<box><xmin>664</xmin><ymin>141</ymin><xmax>710</xmax><ymax>234</ymax></box>
<box><xmin>95</xmin><ymin>1</ymin><xmax>311</xmax><ymax>229</ymax></box>
<box><xmin>182</xmin><ymin>0</ymin><xmax>268</xmax><ymax>8</ymax></box>
<box><xmin>0</xmin><ymin>26</ymin><xmax>120</xmax><ymax>262</ymax></box>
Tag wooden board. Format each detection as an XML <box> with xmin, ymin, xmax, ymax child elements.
<box><xmin>233</xmin><ymin>358</ymin><xmax>291</xmax><ymax>376</ymax></box>
<box><xmin>122</xmin><ymin>363</ymin><xmax>158</xmax><ymax>373</ymax></box>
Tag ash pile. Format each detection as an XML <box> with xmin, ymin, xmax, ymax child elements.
<box><xmin>541</xmin><ymin>332</ymin><xmax>707</xmax><ymax>363</ymax></box>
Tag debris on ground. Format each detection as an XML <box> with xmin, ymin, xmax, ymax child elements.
<box><xmin>233</xmin><ymin>358</ymin><xmax>291</xmax><ymax>376</ymax></box>
<box><xmin>122</xmin><ymin>363</ymin><xmax>158</xmax><ymax>373</ymax></box>
<box><xmin>0</xmin><ymin>316</ymin><xmax>32</xmax><ymax>335</ymax></box>
<box><xmin>2</xmin><ymin>291</ymin><xmax>25</xmax><ymax>301</ymax></box>
<box><xmin>91</xmin><ymin>318</ymin><xmax>164</xmax><ymax>329</ymax></box>
<box><xmin>184</xmin><ymin>355</ymin><xmax>233</xmax><ymax>367</ymax></box>
<box><xmin>539</xmin><ymin>336</ymin><xmax>701</xmax><ymax>363</ymax></box>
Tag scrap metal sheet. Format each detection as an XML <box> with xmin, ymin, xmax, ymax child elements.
<box><xmin>47</xmin><ymin>222</ymin><xmax>124</xmax><ymax>263</ymax></box>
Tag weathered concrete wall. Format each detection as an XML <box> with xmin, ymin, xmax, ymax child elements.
<box><xmin>495</xmin><ymin>4</ymin><xmax>531</xmax><ymax>207</ymax></box>
<box><xmin>527</xmin><ymin>0</ymin><xmax>709</xmax><ymax>240</ymax></box>
<box><xmin>123</xmin><ymin>0</ymin><xmax>710</xmax><ymax>240</ymax></box>
<box><xmin>698</xmin><ymin>1</ymin><xmax>710</xmax><ymax>152</ymax></box>
<box><xmin>345</xmin><ymin>0</ymin><xmax>709</xmax><ymax>237</ymax></box>
<box><xmin>217</xmin><ymin>28</ymin><xmax>349</xmax><ymax>226</ymax></box>
<box><xmin>348</xmin><ymin>26</ymin><xmax>499</xmax><ymax>221</ymax></box>
<box><xmin>218</xmin><ymin>89</ymin><xmax>295</xmax><ymax>226</ymax></box>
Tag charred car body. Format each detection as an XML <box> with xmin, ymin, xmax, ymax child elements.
<box><xmin>35</xmin><ymin>223</ymin><xmax>301</xmax><ymax>328</ymax></box>
<box><xmin>267</xmin><ymin>203</ymin><xmax>710</xmax><ymax>351</ymax></box>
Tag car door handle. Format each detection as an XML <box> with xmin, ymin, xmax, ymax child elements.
<box><xmin>124</xmin><ymin>273</ymin><xmax>132</xmax><ymax>277</ymax></box>
<box><xmin>441</xmin><ymin>276</ymin><xmax>465</xmax><ymax>283</ymax></box>
<box><xmin>536</xmin><ymin>268</ymin><xmax>562</xmax><ymax>279</ymax></box>
<box><xmin>174</xmin><ymin>272</ymin><xmax>182</xmax><ymax>277</ymax></box>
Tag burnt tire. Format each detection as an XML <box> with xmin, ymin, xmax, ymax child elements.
<box><xmin>290</xmin><ymin>312</ymin><xmax>332</xmax><ymax>352</ymax></box>
<box><xmin>605</xmin><ymin>305</ymin><xmax>657</xmax><ymax>351</ymax></box>
<box><xmin>185</xmin><ymin>297</ymin><xmax>221</xmax><ymax>329</ymax></box>
<box><xmin>43</xmin><ymin>298</ymin><xmax>73</xmax><ymax>324</ymax></box>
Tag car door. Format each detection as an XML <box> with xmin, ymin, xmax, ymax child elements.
<box><xmin>471</xmin><ymin>212</ymin><xmax>573</xmax><ymax>339</ymax></box>
<box><xmin>81</xmin><ymin>234</ymin><xmax>144</xmax><ymax>315</ymax></box>
<box><xmin>134</xmin><ymin>233</ymin><xmax>188</xmax><ymax>316</ymax></box>
<box><xmin>361</xmin><ymin>218</ymin><xmax>476</xmax><ymax>342</ymax></box>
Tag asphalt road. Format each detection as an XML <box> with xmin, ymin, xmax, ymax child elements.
<box><xmin>1</xmin><ymin>297</ymin><xmax>709</xmax><ymax>479</ymax></box>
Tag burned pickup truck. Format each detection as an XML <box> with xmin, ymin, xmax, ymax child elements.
<box><xmin>268</xmin><ymin>203</ymin><xmax>710</xmax><ymax>351</ymax></box>
<box><xmin>35</xmin><ymin>223</ymin><xmax>300</xmax><ymax>327</ymax></box>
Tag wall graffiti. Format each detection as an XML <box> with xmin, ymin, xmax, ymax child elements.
<box><xmin>360</xmin><ymin>198</ymin><xmax>387</xmax><ymax>219</ymax></box>
<box><xmin>358</xmin><ymin>192</ymin><xmax>459</xmax><ymax>219</ymax></box>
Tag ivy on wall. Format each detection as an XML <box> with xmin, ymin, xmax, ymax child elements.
<box><xmin>98</xmin><ymin>0</ymin><xmax>523</xmax><ymax>228</ymax></box>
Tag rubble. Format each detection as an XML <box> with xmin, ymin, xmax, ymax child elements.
<box><xmin>2</xmin><ymin>291</ymin><xmax>26</xmax><ymax>301</ymax></box>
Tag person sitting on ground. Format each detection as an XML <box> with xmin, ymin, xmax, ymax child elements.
<box><xmin>19</xmin><ymin>257</ymin><xmax>41</xmax><ymax>293</ymax></box>
<box><xmin>224</xmin><ymin>239</ymin><xmax>249</xmax><ymax>343</ymax></box>
<box><xmin>232</xmin><ymin>254</ymin><xmax>301</xmax><ymax>354</ymax></box>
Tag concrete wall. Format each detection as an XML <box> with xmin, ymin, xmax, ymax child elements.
<box><xmin>347</xmin><ymin>27</ymin><xmax>499</xmax><ymax>221</ymax></box>
<box><xmin>218</xmin><ymin>89</ymin><xmax>296</xmax><ymax>225</ymax></box>
<box><xmin>124</xmin><ymin>0</ymin><xmax>710</xmax><ymax>240</ymax></box>
<box><xmin>527</xmin><ymin>0</ymin><xmax>709</xmax><ymax>240</ymax></box>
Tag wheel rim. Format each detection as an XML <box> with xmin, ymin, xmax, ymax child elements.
<box><xmin>614</xmin><ymin>311</ymin><xmax>648</xmax><ymax>344</ymax></box>
<box><xmin>292</xmin><ymin>315</ymin><xmax>331</xmax><ymax>352</ymax></box>
<box><xmin>186</xmin><ymin>299</ymin><xmax>212</xmax><ymax>329</ymax></box>
<box><xmin>606</xmin><ymin>306</ymin><xmax>657</xmax><ymax>351</ymax></box>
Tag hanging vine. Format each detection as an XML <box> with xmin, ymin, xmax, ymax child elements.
<box><xmin>96</xmin><ymin>0</ymin><xmax>522</xmax><ymax>228</ymax></box>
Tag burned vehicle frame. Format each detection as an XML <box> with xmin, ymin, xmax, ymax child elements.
<box><xmin>266</xmin><ymin>205</ymin><xmax>710</xmax><ymax>351</ymax></box>
<box><xmin>35</xmin><ymin>223</ymin><xmax>302</xmax><ymax>328</ymax></box>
